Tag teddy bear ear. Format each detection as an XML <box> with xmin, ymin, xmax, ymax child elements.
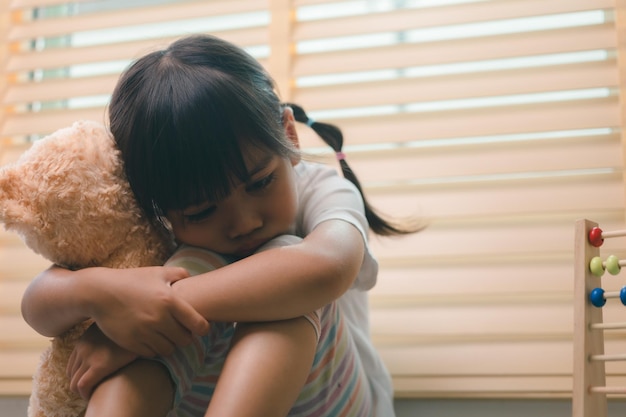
<box><xmin>0</xmin><ymin>166</ymin><xmax>16</xmax><ymax>210</ymax></box>
<box><xmin>0</xmin><ymin>166</ymin><xmax>33</xmax><ymax>228</ymax></box>
<box><xmin>0</xmin><ymin>169</ymin><xmax>42</xmax><ymax>245</ymax></box>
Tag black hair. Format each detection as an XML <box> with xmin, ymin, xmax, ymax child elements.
<box><xmin>108</xmin><ymin>34</ymin><xmax>418</xmax><ymax>236</ymax></box>
<box><xmin>108</xmin><ymin>34</ymin><xmax>296</xmax><ymax>218</ymax></box>
<box><xmin>286</xmin><ymin>103</ymin><xmax>421</xmax><ymax>236</ymax></box>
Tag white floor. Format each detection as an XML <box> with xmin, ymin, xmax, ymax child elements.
<box><xmin>4</xmin><ymin>396</ymin><xmax>626</xmax><ymax>416</ymax></box>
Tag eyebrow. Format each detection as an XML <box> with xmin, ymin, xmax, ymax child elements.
<box><xmin>246</xmin><ymin>154</ymin><xmax>274</xmax><ymax>178</ymax></box>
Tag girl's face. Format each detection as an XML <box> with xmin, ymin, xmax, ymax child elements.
<box><xmin>166</xmin><ymin>108</ymin><xmax>301</xmax><ymax>258</ymax></box>
<box><xmin>166</xmin><ymin>151</ymin><xmax>298</xmax><ymax>258</ymax></box>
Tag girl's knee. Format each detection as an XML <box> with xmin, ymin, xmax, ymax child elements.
<box><xmin>86</xmin><ymin>360</ymin><xmax>173</xmax><ymax>417</ymax></box>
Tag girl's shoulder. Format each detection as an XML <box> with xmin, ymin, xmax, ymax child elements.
<box><xmin>295</xmin><ymin>160</ymin><xmax>356</xmax><ymax>193</ymax></box>
<box><xmin>295</xmin><ymin>159</ymin><xmax>336</xmax><ymax>178</ymax></box>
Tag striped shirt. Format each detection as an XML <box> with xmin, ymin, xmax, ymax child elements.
<box><xmin>160</xmin><ymin>245</ymin><xmax>373</xmax><ymax>417</ymax></box>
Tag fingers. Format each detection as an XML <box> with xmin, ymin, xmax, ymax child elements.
<box><xmin>67</xmin><ymin>355</ymin><xmax>95</xmax><ymax>399</ymax></box>
<box><xmin>67</xmin><ymin>348</ymin><xmax>79</xmax><ymax>382</ymax></box>
<box><xmin>130</xmin><ymin>316</ymin><xmax>205</xmax><ymax>357</ymax></box>
<box><xmin>118</xmin><ymin>338</ymin><xmax>170</xmax><ymax>358</ymax></box>
<box><xmin>172</xmin><ymin>299</ymin><xmax>210</xmax><ymax>338</ymax></box>
<box><xmin>90</xmin><ymin>266</ymin><xmax>206</xmax><ymax>357</ymax></box>
<box><xmin>142</xmin><ymin>336</ymin><xmax>175</xmax><ymax>358</ymax></box>
<box><xmin>73</xmin><ymin>368</ymin><xmax>99</xmax><ymax>399</ymax></box>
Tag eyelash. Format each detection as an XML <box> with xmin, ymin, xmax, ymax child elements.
<box><xmin>184</xmin><ymin>206</ymin><xmax>216</xmax><ymax>223</ymax></box>
<box><xmin>183</xmin><ymin>173</ymin><xmax>276</xmax><ymax>223</ymax></box>
<box><xmin>247</xmin><ymin>173</ymin><xmax>276</xmax><ymax>192</ymax></box>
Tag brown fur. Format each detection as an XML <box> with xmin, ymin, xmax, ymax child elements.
<box><xmin>0</xmin><ymin>121</ymin><xmax>175</xmax><ymax>417</ymax></box>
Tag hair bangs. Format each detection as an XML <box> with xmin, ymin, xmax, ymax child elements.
<box><xmin>143</xmin><ymin>66</ymin><xmax>278</xmax><ymax>214</ymax></box>
<box><xmin>110</xmin><ymin>35</ymin><xmax>298</xmax><ymax>220</ymax></box>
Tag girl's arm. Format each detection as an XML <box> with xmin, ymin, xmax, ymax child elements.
<box><xmin>173</xmin><ymin>219</ymin><xmax>365</xmax><ymax>322</ymax></box>
<box><xmin>21</xmin><ymin>219</ymin><xmax>362</xmax><ymax>352</ymax></box>
<box><xmin>21</xmin><ymin>264</ymin><xmax>209</xmax><ymax>357</ymax></box>
<box><xmin>67</xmin><ymin>243</ymin><xmax>319</xmax><ymax>417</ymax></box>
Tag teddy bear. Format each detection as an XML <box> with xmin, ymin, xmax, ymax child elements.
<box><xmin>0</xmin><ymin>120</ymin><xmax>176</xmax><ymax>417</ymax></box>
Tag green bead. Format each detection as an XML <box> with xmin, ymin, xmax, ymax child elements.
<box><xmin>606</xmin><ymin>255</ymin><xmax>621</xmax><ymax>275</ymax></box>
<box><xmin>590</xmin><ymin>256</ymin><xmax>605</xmax><ymax>277</ymax></box>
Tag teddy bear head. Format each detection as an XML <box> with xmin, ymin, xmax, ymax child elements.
<box><xmin>0</xmin><ymin>120</ymin><xmax>174</xmax><ymax>270</ymax></box>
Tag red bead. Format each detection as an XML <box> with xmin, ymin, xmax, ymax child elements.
<box><xmin>589</xmin><ymin>227</ymin><xmax>604</xmax><ymax>247</ymax></box>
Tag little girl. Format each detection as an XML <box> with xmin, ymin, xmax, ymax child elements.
<box><xmin>21</xmin><ymin>34</ymin><xmax>418</xmax><ymax>417</ymax></box>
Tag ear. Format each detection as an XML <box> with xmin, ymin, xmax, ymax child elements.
<box><xmin>0</xmin><ymin>168</ymin><xmax>35</xmax><ymax>229</ymax></box>
<box><xmin>0</xmin><ymin>168</ymin><xmax>17</xmax><ymax>217</ymax></box>
<box><xmin>282</xmin><ymin>106</ymin><xmax>300</xmax><ymax>149</ymax></box>
<box><xmin>282</xmin><ymin>106</ymin><xmax>301</xmax><ymax>166</ymax></box>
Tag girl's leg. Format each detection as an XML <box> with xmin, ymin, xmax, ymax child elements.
<box><xmin>165</xmin><ymin>238</ymin><xmax>318</xmax><ymax>417</ymax></box>
<box><xmin>204</xmin><ymin>235</ymin><xmax>318</xmax><ymax>417</ymax></box>
<box><xmin>204</xmin><ymin>316</ymin><xmax>317</xmax><ymax>417</ymax></box>
<box><xmin>85</xmin><ymin>359</ymin><xmax>174</xmax><ymax>417</ymax></box>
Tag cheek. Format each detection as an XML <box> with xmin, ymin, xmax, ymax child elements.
<box><xmin>280</xmin><ymin>180</ymin><xmax>299</xmax><ymax>222</ymax></box>
<box><xmin>265</xmin><ymin>188</ymin><xmax>295</xmax><ymax>225</ymax></box>
<box><xmin>171</xmin><ymin>223</ymin><xmax>211</xmax><ymax>246</ymax></box>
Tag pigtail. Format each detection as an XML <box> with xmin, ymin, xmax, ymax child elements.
<box><xmin>285</xmin><ymin>102</ymin><xmax>421</xmax><ymax>237</ymax></box>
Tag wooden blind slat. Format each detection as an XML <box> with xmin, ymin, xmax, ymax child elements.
<box><xmin>0</xmin><ymin>379</ymin><xmax>32</xmax><ymax>396</ymax></box>
<box><xmin>293</xmin><ymin>24</ymin><xmax>617</xmax><ymax>77</ymax></box>
<box><xmin>3</xmin><ymin>107</ymin><xmax>106</xmax><ymax>137</ymax></box>
<box><xmin>10</xmin><ymin>0</ymin><xmax>87</xmax><ymax>9</ymax></box>
<box><xmin>343</xmin><ymin>134</ymin><xmax>621</xmax><ymax>183</ymax></box>
<box><xmin>372</xmin><ymin>304</ymin><xmax>575</xmax><ymax>338</ymax></box>
<box><xmin>0</xmin><ymin>142</ymin><xmax>30</xmax><ymax>166</ymax></box>
<box><xmin>0</xmin><ymin>351</ymin><xmax>41</xmax><ymax>378</ymax></box>
<box><xmin>380</xmin><ymin>342</ymin><xmax>575</xmax><ymax>375</ymax></box>
<box><xmin>0</xmin><ymin>318</ymin><xmax>47</xmax><ymax>349</ymax></box>
<box><xmin>368</xmin><ymin>176</ymin><xmax>624</xmax><ymax>220</ymax></box>
<box><xmin>7</xmin><ymin>28</ymin><xmax>269</xmax><ymax>73</ymax></box>
<box><xmin>9</xmin><ymin>0</ymin><xmax>267</xmax><ymax>41</ymax></box>
<box><xmin>312</xmin><ymin>99</ymin><xmax>621</xmax><ymax>147</ymax></box>
<box><xmin>8</xmin><ymin>59</ymin><xmax>618</xmax><ymax>114</ymax></box>
<box><xmin>294</xmin><ymin>0</ymin><xmax>614</xmax><ymax>41</ymax></box>
<box><xmin>391</xmin><ymin>375</ymin><xmax>572</xmax><ymax>398</ymax></box>
<box><xmin>294</xmin><ymin>61</ymin><xmax>619</xmax><ymax>110</ymax></box>
<box><xmin>373</xmin><ymin>262</ymin><xmax>574</xmax><ymax>296</ymax></box>
<box><xmin>0</xmin><ymin>247</ymin><xmax>51</xmax><ymax>280</ymax></box>
<box><xmin>293</xmin><ymin>0</ymin><xmax>336</xmax><ymax>7</ymax></box>
<box><xmin>5</xmin><ymin>74</ymin><xmax>117</xmax><ymax>104</ymax></box>
<box><xmin>0</xmin><ymin>282</ymin><xmax>29</xmax><ymax>314</ymax></box>
<box><xmin>368</xmin><ymin>222</ymin><xmax>589</xmax><ymax>259</ymax></box>
<box><xmin>8</xmin><ymin>95</ymin><xmax>617</xmax><ymax>147</ymax></box>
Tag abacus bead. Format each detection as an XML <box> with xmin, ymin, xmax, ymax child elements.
<box><xmin>590</xmin><ymin>256</ymin><xmax>605</xmax><ymax>277</ymax></box>
<box><xmin>606</xmin><ymin>255</ymin><xmax>621</xmax><ymax>275</ymax></box>
<box><xmin>589</xmin><ymin>227</ymin><xmax>604</xmax><ymax>247</ymax></box>
<box><xmin>620</xmin><ymin>287</ymin><xmax>626</xmax><ymax>306</ymax></box>
<box><xmin>590</xmin><ymin>288</ymin><xmax>606</xmax><ymax>307</ymax></box>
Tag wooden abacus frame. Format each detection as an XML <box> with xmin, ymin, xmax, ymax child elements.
<box><xmin>573</xmin><ymin>219</ymin><xmax>626</xmax><ymax>417</ymax></box>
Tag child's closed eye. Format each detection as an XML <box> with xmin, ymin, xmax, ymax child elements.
<box><xmin>184</xmin><ymin>206</ymin><xmax>216</xmax><ymax>223</ymax></box>
<box><xmin>247</xmin><ymin>173</ymin><xmax>276</xmax><ymax>193</ymax></box>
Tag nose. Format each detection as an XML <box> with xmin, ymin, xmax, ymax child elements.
<box><xmin>227</xmin><ymin>202</ymin><xmax>263</xmax><ymax>240</ymax></box>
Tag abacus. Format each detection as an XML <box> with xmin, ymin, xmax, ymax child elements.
<box><xmin>573</xmin><ymin>219</ymin><xmax>626</xmax><ymax>417</ymax></box>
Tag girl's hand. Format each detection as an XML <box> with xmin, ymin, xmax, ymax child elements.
<box><xmin>86</xmin><ymin>266</ymin><xmax>209</xmax><ymax>357</ymax></box>
<box><xmin>67</xmin><ymin>323</ymin><xmax>138</xmax><ymax>399</ymax></box>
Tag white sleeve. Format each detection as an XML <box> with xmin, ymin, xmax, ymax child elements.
<box><xmin>294</xmin><ymin>162</ymin><xmax>378</xmax><ymax>291</ymax></box>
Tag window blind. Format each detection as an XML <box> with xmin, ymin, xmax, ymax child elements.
<box><xmin>2</xmin><ymin>0</ymin><xmax>626</xmax><ymax>400</ymax></box>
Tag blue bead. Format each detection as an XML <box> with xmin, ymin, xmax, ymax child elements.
<box><xmin>590</xmin><ymin>287</ymin><xmax>606</xmax><ymax>307</ymax></box>
<box><xmin>620</xmin><ymin>287</ymin><xmax>626</xmax><ymax>306</ymax></box>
